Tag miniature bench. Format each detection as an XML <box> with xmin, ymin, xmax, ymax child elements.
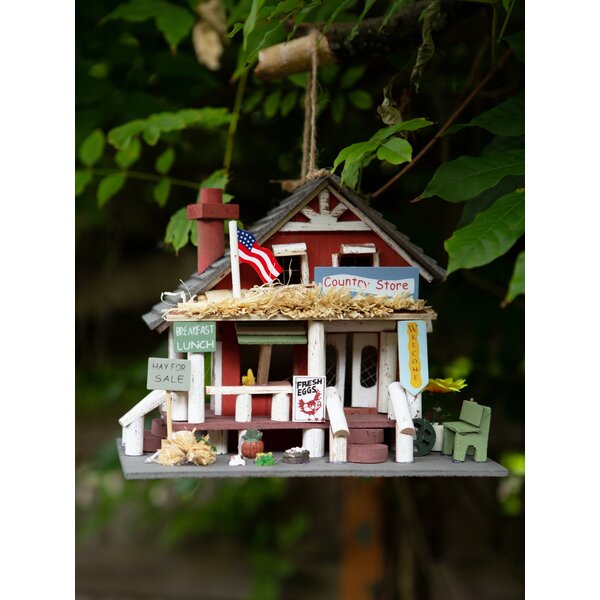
<box><xmin>442</xmin><ymin>400</ymin><xmax>491</xmax><ymax>463</ymax></box>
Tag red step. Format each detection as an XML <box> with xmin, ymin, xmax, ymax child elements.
<box><xmin>347</xmin><ymin>443</ymin><xmax>389</xmax><ymax>464</ymax></box>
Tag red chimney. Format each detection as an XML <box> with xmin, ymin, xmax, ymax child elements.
<box><xmin>187</xmin><ymin>188</ymin><xmax>240</xmax><ymax>273</ymax></box>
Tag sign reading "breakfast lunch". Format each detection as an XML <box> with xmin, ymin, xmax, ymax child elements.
<box><xmin>314</xmin><ymin>267</ymin><xmax>419</xmax><ymax>299</ymax></box>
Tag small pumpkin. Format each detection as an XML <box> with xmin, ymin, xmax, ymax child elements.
<box><xmin>241</xmin><ymin>429</ymin><xmax>264</xmax><ymax>459</ymax></box>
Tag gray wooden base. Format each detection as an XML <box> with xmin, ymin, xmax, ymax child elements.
<box><xmin>117</xmin><ymin>439</ymin><xmax>508</xmax><ymax>479</ymax></box>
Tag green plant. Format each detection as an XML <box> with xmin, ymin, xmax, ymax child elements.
<box><xmin>242</xmin><ymin>429</ymin><xmax>263</xmax><ymax>442</ymax></box>
<box><xmin>255</xmin><ymin>452</ymin><xmax>277</xmax><ymax>466</ymax></box>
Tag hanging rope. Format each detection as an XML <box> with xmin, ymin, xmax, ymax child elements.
<box><xmin>301</xmin><ymin>30</ymin><xmax>326</xmax><ymax>182</ymax></box>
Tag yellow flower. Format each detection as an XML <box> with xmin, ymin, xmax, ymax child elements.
<box><xmin>424</xmin><ymin>378</ymin><xmax>467</xmax><ymax>393</ymax></box>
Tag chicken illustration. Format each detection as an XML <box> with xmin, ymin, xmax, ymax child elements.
<box><xmin>298</xmin><ymin>388</ymin><xmax>322</xmax><ymax>421</ymax></box>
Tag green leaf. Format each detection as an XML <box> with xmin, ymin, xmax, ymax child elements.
<box><xmin>143</xmin><ymin>124</ymin><xmax>161</xmax><ymax>145</ymax></box>
<box><xmin>371</xmin><ymin>118</ymin><xmax>433</xmax><ymax>142</ymax></box>
<box><xmin>114</xmin><ymin>137</ymin><xmax>141</xmax><ymax>169</ymax></box>
<box><xmin>380</xmin><ymin>0</ymin><xmax>411</xmax><ymax>30</ymax></box>
<box><xmin>421</xmin><ymin>149</ymin><xmax>525</xmax><ymax>202</ymax></box>
<box><xmin>153</xmin><ymin>178</ymin><xmax>171</xmax><ymax>207</ymax></box>
<box><xmin>410</xmin><ymin>0</ymin><xmax>443</xmax><ymax>92</ymax></box>
<box><xmin>147</xmin><ymin>112</ymin><xmax>186</xmax><ymax>133</ymax></box>
<box><xmin>155</xmin><ymin>4</ymin><xmax>194</xmax><ymax>51</ymax></box>
<box><xmin>444</xmin><ymin>189</ymin><xmax>525</xmax><ymax>274</ymax></box>
<box><xmin>340</xmin><ymin>65</ymin><xmax>366</xmax><ymax>90</ymax></box>
<box><xmin>331</xmin><ymin>95</ymin><xmax>346</xmax><ymax>124</ymax></box>
<box><xmin>75</xmin><ymin>169</ymin><xmax>93</xmax><ymax>196</ymax></box>
<box><xmin>243</xmin><ymin>0</ymin><xmax>266</xmax><ymax>50</ymax></box>
<box><xmin>243</xmin><ymin>89</ymin><xmax>265</xmax><ymax>113</ymax></box>
<box><xmin>165</xmin><ymin>207</ymin><xmax>193</xmax><ymax>251</ymax></box>
<box><xmin>504</xmin><ymin>251</ymin><xmax>525</xmax><ymax>303</ymax></box>
<box><xmin>97</xmin><ymin>173</ymin><xmax>126</xmax><ymax>208</ymax></box>
<box><xmin>340</xmin><ymin>159</ymin><xmax>362</xmax><ymax>189</ymax></box>
<box><xmin>79</xmin><ymin>129</ymin><xmax>105</xmax><ymax>167</ymax></box>
<box><xmin>349</xmin><ymin>0</ymin><xmax>377</xmax><ymax>40</ymax></box>
<box><xmin>106</xmin><ymin>0</ymin><xmax>194</xmax><ymax>52</ymax></box>
<box><xmin>449</xmin><ymin>92</ymin><xmax>524</xmax><ymax>137</ymax></box>
<box><xmin>376</xmin><ymin>137</ymin><xmax>412</xmax><ymax>164</ymax></box>
<box><xmin>227</xmin><ymin>22</ymin><xmax>244</xmax><ymax>39</ymax></box>
<box><xmin>504</xmin><ymin>31</ymin><xmax>524</xmax><ymax>63</ymax></box>
<box><xmin>332</xmin><ymin>140</ymin><xmax>378</xmax><ymax>171</ymax></box>
<box><xmin>107</xmin><ymin>120</ymin><xmax>146</xmax><ymax>150</ymax></box>
<box><xmin>348</xmin><ymin>89</ymin><xmax>373</xmax><ymax>110</ymax></box>
<box><xmin>264</xmin><ymin>89</ymin><xmax>282</xmax><ymax>119</ymax></box>
<box><xmin>155</xmin><ymin>147</ymin><xmax>175</xmax><ymax>174</ymax></box>
<box><xmin>287</xmin><ymin>73</ymin><xmax>308</xmax><ymax>88</ymax></box>
<box><xmin>200</xmin><ymin>169</ymin><xmax>229</xmax><ymax>190</ymax></box>
<box><xmin>280</xmin><ymin>90</ymin><xmax>298</xmax><ymax>117</ymax></box>
<box><xmin>177</xmin><ymin>108</ymin><xmax>232</xmax><ymax>128</ymax></box>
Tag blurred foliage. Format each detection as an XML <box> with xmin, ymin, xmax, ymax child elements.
<box><xmin>76</xmin><ymin>0</ymin><xmax>525</xmax><ymax>595</ymax></box>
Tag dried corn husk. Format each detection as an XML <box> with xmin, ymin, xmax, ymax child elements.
<box><xmin>166</xmin><ymin>284</ymin><xmax>431</xmax><ymax>321</ymax></box>
<box><xmin>156</xmin><ymin>440</ymin><xmax>187</xmax><ymax>466</ymax></box>
<box><xmin>187</xmin><ymin>442</ymin><xmax>217</xmax><ymax>466</ymax></box>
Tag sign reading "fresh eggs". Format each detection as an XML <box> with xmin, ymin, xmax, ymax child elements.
<box><xmin>314</xmin><ymin>267</ymin><xmax>419</xmax><ymax>299</ymax></box>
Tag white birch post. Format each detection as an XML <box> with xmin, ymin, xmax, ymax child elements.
<box><xmin>211</xmin><ymin>341</ymin><xmax>223</xmax><ymax>415</ymax></box>
<box><xmin>326</xmin><ymin>387</ymin><xmax>348</xmax><ymax>463</ymax></box>
<box><xmin>119</xmin><ymin>389</ymin><xmax>165</xmax><ymax>427</ymax></box>
<box><xmin>407</xmin><ymin>392</ymin><xmax>422</xmax><ymax>419</ymax></box>
<box><xmin>303</xmin><ymin>428</ymin><xmax>325</xmax><ymax>457</ymax></box>
<box><xmin>124</xmin><ymin>416</ymin><xmax>144</xmax><ymax>456</ymax></box>
<box><xmin>389</xmin><ymin>382</ymin><xmax>416</xmax><ymax>464</ymax></box>
<box><xmin>235</xmin><ymin>393</ymin><xmax>252</xmax><ymax>422</ymax></box>
<box><xmin>168</xmin><ymin>326</ymin><xmax>189</xmax><ymax>421</ymax></box>
<box><xmin>210</xmin><ymin>430</ymin><xmax>228</xmax><ymax>454</ymax></box>
<box><xmin>238</xmin><ymin>430</ymin><xmax>247</xmax><ymax>455</ymax></box>
<box><xmin>271</xmin><ymin>392</ymin><xmax>290</xmax><ymax>421</ymax></box>
<box><xmin>228</xmin><ymin>220</ymin><xmax>241</xmax><ymax>299</ymax></box>
<box><xmin>188</xmin><ymin>353</ymin><xmax>205</xmax><ymax>423</ymax></box>
<box><xmin>303</xmin><ymin>320</ymin><xmax>326</xmax><ymax>457</ymax></box>
<box><xmin>378</xmin><ymin>331</ymin><xmax>397</xmax><ymax>414</ymax></box>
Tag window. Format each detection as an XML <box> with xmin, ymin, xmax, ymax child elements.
<box><xmin>333</xmin><ymin>242</ymin><xmax>379</xmax><ymax>267</ymax></box>
<box><xmin>325</xmin><ymin>345</ymin><xmax>338</xmax><ymax>386</ymax></box>
<box><xmin>272</xmin><ymin>242</ymin><xmax>309</xmax><ymax>284</ymax></box>
<box><xmin>280</xmin><ymin>255</ymin><xmax>302</xmax><ymax>284</ymax></box>
<box><xmin>360</xmin><ymin>346</ymin><xmax>378</xmax><ymax>388</ymax></box>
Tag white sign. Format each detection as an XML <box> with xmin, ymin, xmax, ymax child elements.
<box><xmin>292</xmin><ymin>376</ymin><xmax>326</xmax><ymax>422</ymax></box>
<box><xmin>314</xmin><ymin>267</ymin><xmax>420</xmax><ymax>299</ymax></box>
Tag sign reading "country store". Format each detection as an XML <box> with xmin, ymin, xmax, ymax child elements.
<box><xmin>314</xmin><ymin>267</ymin><xmax>419</xmax><ymax>299</ymax></box>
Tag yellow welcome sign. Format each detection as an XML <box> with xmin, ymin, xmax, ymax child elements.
<box><xmin>397</xmin><ymin>321</ymin><xmax>429</xmax><ymax>396</ymax></box>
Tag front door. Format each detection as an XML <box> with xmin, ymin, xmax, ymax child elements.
<box><xmin>326</xmin><ymin>333</ymin><xmax>379</xmax><ymax>408</ymax></box>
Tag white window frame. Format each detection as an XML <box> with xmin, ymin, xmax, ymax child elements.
<box><xmin>272</xmin><ymin>242</ymin><xmax>309</xmax><ymax>284</ymax></box>
<box><xmin>332</xmin><ymin>243</ymin><xmax>380</xmax><ymax>267</ymax></box>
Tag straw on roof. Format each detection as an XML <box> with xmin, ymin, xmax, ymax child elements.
<box><xmin>164</xmin><ymin>284</ymin><xmax>433</xmax><ymax>321</ymax></box>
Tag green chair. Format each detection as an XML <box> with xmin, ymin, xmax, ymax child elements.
<box><xmin>442</xmin><ymin>400</ymin><xmax>491</xmax><ymax>463</ymax></box>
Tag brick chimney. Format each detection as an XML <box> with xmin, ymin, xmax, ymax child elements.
<box><xmin>187</xmin><ymin>188</ymin><xmax>239</xmax><ymax>273</ymax></box>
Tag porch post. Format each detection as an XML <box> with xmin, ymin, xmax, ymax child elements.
<box><xmin>303</xmin><ymin>320</ymin><xmax>326</xmax><ymax>457</ymax></box>
<box><xmin>168</xmin><ymin>325</ymin><xmax>189</xmax><ymax>421</ymax></box>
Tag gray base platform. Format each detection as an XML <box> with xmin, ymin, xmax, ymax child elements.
<box><xmin>117</xmin><ymin>439</ymin><xmax>508</xmax><ymax>479</ymax></box>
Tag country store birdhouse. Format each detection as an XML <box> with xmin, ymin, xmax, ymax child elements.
<box><xmin>118</xmin><ymin>174</ymin><xmax>507</xmax><ymax>478</ymax></box>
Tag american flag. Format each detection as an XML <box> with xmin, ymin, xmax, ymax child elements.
<box><xmin>237</xmin><ymin>228</ymin><xmax>283</xmax><ymax>284</ymax></box>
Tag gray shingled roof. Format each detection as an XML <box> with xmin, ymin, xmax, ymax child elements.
<box><xmin>142</xmin><ymin>174</ymin><xmax>445</xmax><ymax>331</ymax></box>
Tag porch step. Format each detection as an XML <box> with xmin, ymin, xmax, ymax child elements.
<box><xmin>347</xmin><ymin>443</ymin><xmax>389</xmax><ymax>464</ymax></box>
<box><xmin>143</xmin><ymin>430</ymin><xmax>164</xmax><ymax>453</ymax></box>
<box><xmin>347</xmin><ymin>428</ymin><xmax>384</xmax><ymax>445</ymax></box>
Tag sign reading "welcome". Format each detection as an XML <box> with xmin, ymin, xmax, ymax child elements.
<box><xmin>314</xmin><ymin>267</ymin><xmax>419</xmax><ymax>299</ymax></box>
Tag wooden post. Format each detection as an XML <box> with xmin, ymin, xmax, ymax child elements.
<box><xmin>119</xmin><ymin>389</ymin><xmax>165</xmax><ymax>427</ymax></box>
<box><xmin>407</xmin><ymin>391</ymin><xmax>422</xmax><ymax>419</ymax></box>
<box><xmin>165</xmin><ymin>391</ymin><xmax>173</xmax><ymax>439</ymax></box>
<box><xmin>377</xmin><ymin>331</ymin><xmax>397</xmax><ymax>414</ymax></box>
<box><xmin>210</xmin><ymin>430</ymin><xmax>228</xmax><ymax>454</ymax></box>
<box><xmin>168</xmin><ymin>325</ymin><xmax>188</xmax><ymax>421</ymax></box>
<box><xmin>188</xmin><ymin>353</ymin><xmax>205</xmax><ymax>423</ymax></box>
<box><xmin>388</xmin><ymin>382</ymin><xmax>415</xmax><ymax>463</ymax></box>
<box><xmin>271</xmin><ymin>392</ymin><xmax>290</xmax><ymax>421</ymax></box>
<box><xmin>326</xmin><ymin>387</ymin><xmax>348</xmax><ymax>463</ymax></box>
<box><xmin>228</xmin><ymin>220</ymin><xmax>241</xmax><ymax>299</ymax></box>
<box><xmin>304</xmin><ymin>320</ymin><xmax>326</xmax><ymax>457</ymax></box>
<box><xmin>124</xmin><ymin>416</ymin><xmax>144</xmax><ymax>456</ymax></box>
<box><xmin>257</xmin><ymin>344</ymin><xmax>272</xmax><ymax>385</ymax></box>
<box><xmin>235</xmin><ymin>393</ymin><xmax>252</xmax><ymax>422</ymax></box>
<box><xmin>212</xmin><ymin>341</ymin><xmax>223</xmax><ymax>415</ymax></box>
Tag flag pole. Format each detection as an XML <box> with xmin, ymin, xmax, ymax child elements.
<box><xmin>228</xmin><ymin>220</ymin><xmax>242</xmax><ymax>298</ymax></box>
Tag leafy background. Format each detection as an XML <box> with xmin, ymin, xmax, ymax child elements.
<box><xmin>76</xmin><ymin>0</ymin><xmax>524</xmax><ymax>597</ymax></box>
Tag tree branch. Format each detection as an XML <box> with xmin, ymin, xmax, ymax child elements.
<box><xmin>254</xmin><ymin>0</ymin><xmax>461</xmax><ymax>80</ymax></box>
<box><xmin>370</xmin><ymin>47</ymin><xmax>512</xmax><ymax>201</ymax></box>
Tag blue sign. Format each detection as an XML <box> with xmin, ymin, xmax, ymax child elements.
<box><xmin>314</xmin><ymin>267</ymin><xmax>420</xmax><ymax>299</ymax></box>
